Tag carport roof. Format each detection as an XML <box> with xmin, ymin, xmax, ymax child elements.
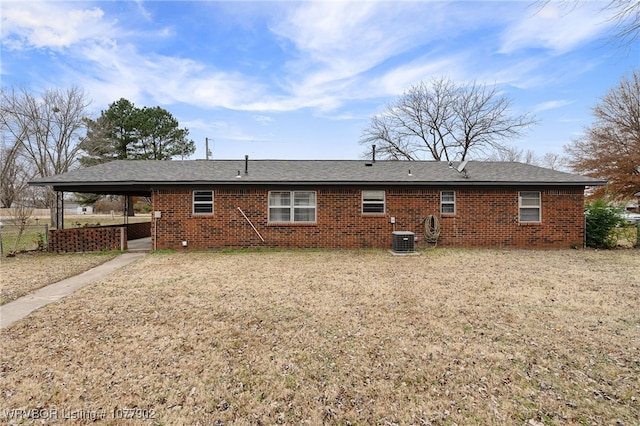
<box><xmin>29</xmin><ymin>159</ymin><xmax>607</xmax><ymax>195</ymax></box>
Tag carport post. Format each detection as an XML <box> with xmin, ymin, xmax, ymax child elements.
<box><xmin>123</xmin><ymin>197</ymin><xmax>129</xmax><ymax>224</ymax></box>
<box><xmin>56</xmin><ymin>191</ymin><xmax>64</xmax><ymax>229</ymax></box>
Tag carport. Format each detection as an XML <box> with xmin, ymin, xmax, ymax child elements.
<box><xmin>29</xmin><ymin>172</ymin><xmax>154</xmax><ymax>252</ymax></box>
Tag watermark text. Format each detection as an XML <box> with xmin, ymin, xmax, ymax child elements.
<box><xmin>2</xmin><ymin>407</ymin><xmax>155</xmax><ymax>421</ymax></box>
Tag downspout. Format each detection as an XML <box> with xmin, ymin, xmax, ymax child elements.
<box><xmin>584</xmin><ymin>210</ymin><xmax>587</xmax><ymax>248</ymax></box>
<box><xmin>152</xmin><ymin>189</ymin><xmax>158</xmax><ymax>251</ymax></box>
<box><xmin>154</xmin><ymin>214</ymin><xmax>158</xmax><ymax>251</ymax></box>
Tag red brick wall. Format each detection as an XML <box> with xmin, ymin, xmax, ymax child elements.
<box><xmin>49</xmin><ymin>226</ymin><xmax>125</xmax><ymax>253</ymax></box>
<box><xmin>48</xmin><ymin>222</ymin><xmax>150</xmax><ymax>252</ymax></box>
<box><xmin>151</xmin><ymin>185</ymin><xmax>585</xmax><ymax>250</ymax></box>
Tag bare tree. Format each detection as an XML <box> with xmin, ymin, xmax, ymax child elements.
<box><xmin>606</xmin><ymin>0</ymin><xmax>640</xmax><ymax>44</ymax></box>
<box><xmin>6</xmin><ymin>203</ymin><xmax>34</xmax><ymax>256</ymax></box>
<box><xmin>536</xmin><ymin>1</ymin><xmax>640</xmax><ymax>46</ymax></box>
<box><xmin>486</xmin><ymin>146</ymin><xmax>540</xmax><ymax>165</ymax></box>
<box><xmin>540</xmin><ymin>152</ymin><xmax>568</xmax><ymax>171</ymax></box>
<box><xmin>565</xmin><ymin>69</ymin><xmax>640</xmax><ymax>199</ymax></box>
<box><xmin>360</xmin><ymin>77</ymin><xmax>537</xmax><ymax>161</ymax></box>
<box><xmin>486</xmin><ymin>147</ymin><xmax>570</xmax><ymax>171</ymax></box>
<box><xmin>0</xmin><ymin>86</ymin><xmax>90</xmax><ymax>227</ymax></box>
<box><xmin>0</xmin><ymin>138</ymin><xmax>33</xmax><ymax>208</ymax></box>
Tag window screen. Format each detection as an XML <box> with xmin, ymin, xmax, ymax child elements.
<box><xmin>441</xmin><ymin>191</ymin><xmax>456</xmax><ymax>214</ymax></box>
<box><xmin>519</xmin><ymin>191</ymin><xmax>541</xmax><ymax>222</ymax></box>
<box><xmin>269</xmin><ymin>191</ymin><xmax>316</xmax><ymax>223</ymax></box>
<box><xmin>362</xmin><ymin>190</ymin><xmax>385</xmax><ymax>214</ymax></box>
<box><xmin>193</xmin><ymin>191</ymin><xmax>213</xmax><ymax>214</ymax></box>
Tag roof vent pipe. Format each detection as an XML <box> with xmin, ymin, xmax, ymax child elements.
<box><xmin>244</xmin><ymin>155</ymin><xmax>249</xmax><ymax>175</ymax></box>
<box><xmin>372</xmin><ymin>145</ymin><xmax>376</xmax><ymax>163</ymax></box>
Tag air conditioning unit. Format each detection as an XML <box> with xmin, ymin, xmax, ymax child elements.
<box><xmin>392</xmin><ymin>231</ymin><xmax>415</xmax><ymax>253</ymax></box>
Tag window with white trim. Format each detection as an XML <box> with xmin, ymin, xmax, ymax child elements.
<box><xmin>362</xmin><ymin>190</ymin><xmax>385</xmax><ymax>214</ymax></box>
<box><xmin>519</xmin><ymin>191</ymin><xmax>541</xmax><ymax>222</ymax></box>
<box><xmin>268</xmin><ymin>191</ymin><xmax>316</xmax><ymax>223</ymax></box>
<box><xmin>193</xmin><ymin>190</ymin><xmax>214</xmax><ymax>214</ymax></box>
<box><xmin>440</xmin><ymin>191</ymin><xmax>456</xmax><ymax>214</ymax></box>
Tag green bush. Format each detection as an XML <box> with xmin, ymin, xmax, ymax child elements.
<box><xmin>584</xmin><ymin>200</ymin><xmax>624</xmax><ymax>249</ymax></box>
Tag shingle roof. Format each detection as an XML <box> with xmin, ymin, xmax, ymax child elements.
<box><xmin>29</xmin><ymin>159</ymin><xmax>606</xmax><ymax>195</ymax></box>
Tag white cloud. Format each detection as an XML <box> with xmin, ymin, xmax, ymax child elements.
<box><xmin>532</xmin><ymin>99</ymin><xmax>574</xmax><ymax>113</ymax></box>
<box><xmin>254</xmin><ymin>115</ymin><xmax>273</xmax><ymax>125</ymax></box>
<box><xmin>266</xmin><ymin>2</ymin><xmax>519</xmax><ymax>110</ymax></box>
<box><xmin>133</xmin><ymin>0</ymin><xmax>153</xmax><ymax>22</ymax></box>
<box><xmin>184</xmin><ymin>73</ymin><xmax>269</xmax><ymax>110</ymax></box>
<box><xmin>182</xmin><ymin>118</ymin><xmax>228</xmax><ymax>133</ymax></box>
<box><xmin>369</xmin><ymin>55</ymin><xmax>468</xmax><ymax>97</ymax></box>
<box><xmin>1</xmin><ymin>1</ymin><xmax>114</xmax><ymax>49</ymax></box>
<box><xmin>3</xmin><ymin>0</ymin><xmax>606</xmax><ymax>121</ymax></box>
<box><xmin>58</xmin><ymin>38</ymin><xmax>265</xmax><ymax>111</ymax></box>
<box><xmin>268</xmin><ymin>2</ymin><xmax>443</xmax><ymax>105</ymax></box>
<box><xmin>6</xmin><ymin>1</ymin><xmax>532</xmax><ymax>116</ymax></box>
<box><xmin>499</xmin><ymin>2</ymin><xmax>615</xmax><ymax>54</ymax></box>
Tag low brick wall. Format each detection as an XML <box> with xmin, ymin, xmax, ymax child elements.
<box><xmin>48</xmin><ymin>222</ymin><xmax>151</xmax><ymax>253</ymax></box>
<box><xmin>49</xmin><ymin>226</ymin><xmax>125</xmax><ymax>253</ymax></box>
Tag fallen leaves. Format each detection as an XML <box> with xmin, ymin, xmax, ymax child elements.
<box><xmin>1</xmin><ymin>249</ymin><xmax>638</xmax><ymax>424</ymax></box>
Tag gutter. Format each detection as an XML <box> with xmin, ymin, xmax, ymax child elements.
<box><xmin>30</xmin><ymin>179</ymin><xmax>608</xmax><ymax>189</ymax></box>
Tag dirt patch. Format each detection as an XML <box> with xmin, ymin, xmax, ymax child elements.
<box><xmin>0</xmin><ymin>252</ymin><xmax>117</xmax><ymax>305</ymax></box>
<box><xmin>0</xmin><ymin>249</ymin><xmax>638</xmax><ymax>424</ymax></box>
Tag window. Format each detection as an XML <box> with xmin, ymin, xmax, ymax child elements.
<box><xmin>440</xmin><ymin>191</ymin><xmax>456</xmax><ymax>214</ymax></box>
<box><xmin>268</xmin><ymin>191</ymin><xmax>316</xmax><ymax>223</ymax></box>
<box><xmin>193</xmin><ymin>190</ymin><xmax>213</xmax><ymax>214</ymax></box>
<box><xmin>519</xmin><ymin>191</ymin><xmax>541</xmax><ymax>222</ymax></box>
<box><xmin>362</xmin><ymin>190</ymin><xmax>385</xmax><ymax>214</ymax></box>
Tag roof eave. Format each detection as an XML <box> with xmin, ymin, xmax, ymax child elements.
<box><xmin>32</xmin><ymin>179</ymin><xmax>607</xmax><ymax>192</ymax></box>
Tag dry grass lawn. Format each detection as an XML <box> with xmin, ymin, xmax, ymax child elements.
<box><xmin>1</xmin><ymin>249</ymin><xmax>638</xmax><ymax>425</ymax></box>
<box><xmin>0</xmin><ymin>253</ymin><xmax>117</xmax><ymax>305</ymax></box>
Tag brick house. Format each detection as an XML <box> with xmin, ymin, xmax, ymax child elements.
<box><xmin>31</xmin><ymin>159</ymin><xmax>605</xmax><ymax>250</ymax></box>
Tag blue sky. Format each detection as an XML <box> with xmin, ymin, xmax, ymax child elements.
<box><xmin>1</xmin><ymin>1</ymin><xmax>637</xmax><ymax>161</ymax></box>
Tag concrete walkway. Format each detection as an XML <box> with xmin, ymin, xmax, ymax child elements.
<box><xmin>128</xmin><ymin>236</ymin><xmax>151</xmax><ymax>252</ymax></box>
<box><xmin>0</xmin><ymin>252</ymin><xmax>146</xmax><ymax>329</ymax></box>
